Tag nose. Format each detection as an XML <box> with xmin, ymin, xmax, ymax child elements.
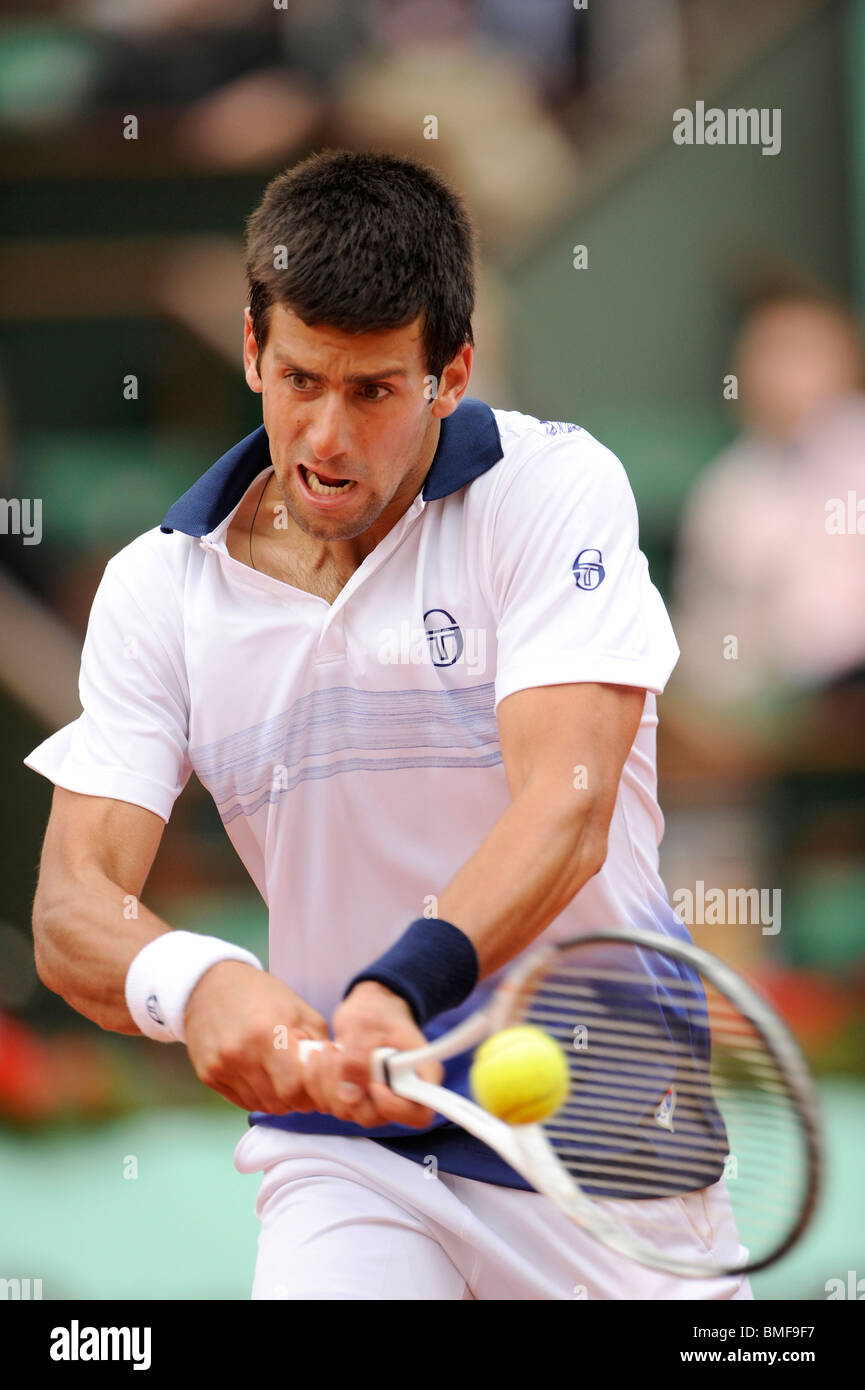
<box><xmin>305</xmin><ymin>393</ymin><xmax>351</xmax><ymax>464</ymax></box>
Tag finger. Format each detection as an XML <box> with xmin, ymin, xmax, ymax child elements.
<box><xmin>248</xmin><ymin>1063</ymin><xmax>317</xmax><ymax>1116</ymax></box>
<box><xmin>269</xmin><ymin>1032</ymin><xmax>329</xmax><ymax>1094</ymax></box>
<box><xmin>415</xmin><ymin>1058</ymin><xmax>445</xmax><ymax>1086</ymax></box>
<box><xmin>314</xmin><ymin>1051</ymin><xmax>387</xmax><ymax>1126</ymax></box>
<box><xmin>293</xmin><ymin>1048</ymin><xmax>426</xmax><ymax>1129</ymax></box>
<box><xmin>294</xmin><ymin>1044</ymin><xmax>337</xmax><ymax>1113</ymax></box>
<box><xmin>207</xmin><ymin>1079</ymin><xmax>261</xmax><ymax>1112</ymax></box>
<box><xmin>337</xmin><ymin>1041</ymin><xmax>375</xmax><ymax>1097</ymax></box>
<box><xmin>300</xmin><ymin>1043</ymin><xmax>369</xmax><ymax>1121</ymax></box>
<box><xmin>367</xmin><ymin>1081</ymin><xmax>437</xmax><ymax>1129</ymax></box>
<box><xmin>212</xmin><ymin>1060</ymin><xmax>306</xmax><ymax>1115</ymax></box>
<box><xmin>194</xmin><ymin>1052</ymin><xmax>267</xmax><ymax>1111</ymax></box>
<box><xmin>337</xmin><ymin>1095</ymin><xmax>390</xmax><ymax>1128</ymax></box>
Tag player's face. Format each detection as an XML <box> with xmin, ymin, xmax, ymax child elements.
<box><xmin>244</xmin><ymin>304</ymin><xmax>468</xmax><ymax>544</ymax></box>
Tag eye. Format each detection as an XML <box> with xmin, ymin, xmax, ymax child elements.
<box><xmin>359</xmin><ymin>384</ymin><xmax>390</xmax><ymax>401</ymax></box>
<box><xmin>286</xmin><ymin>373</ymin><xmax>315</xmax><ymax>391</ymax></box>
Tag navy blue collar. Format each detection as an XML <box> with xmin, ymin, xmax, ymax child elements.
<box><xmin>160</xmin><ymin>397</ymin><xmax>503</xmax><ymax>536</ymax></box>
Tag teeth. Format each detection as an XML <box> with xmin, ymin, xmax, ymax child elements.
<box><xmin>304</xmin><ymin>467</ymin><xmax>356</xmax><ymax>496</ymax></box>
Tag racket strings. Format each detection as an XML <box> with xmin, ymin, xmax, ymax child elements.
<box><xmin>530</xmin><ymin>1002</ymin><xmax>783</xmax><ymax>1071</ymax></box>
<box><xmin>511</xmin><ymin>946</ymin><xmax>810</xmax><ymax>1264</ymax></box>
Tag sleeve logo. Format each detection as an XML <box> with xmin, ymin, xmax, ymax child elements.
<box><xmin>539</xmin><ymin>420</ymin><xmax>582</xmax><ymax>435</ymax></box>
<box><xmin>572</xmin><ymin>548</ymin><xmax>605</xmax><ymax>591</ymax></box>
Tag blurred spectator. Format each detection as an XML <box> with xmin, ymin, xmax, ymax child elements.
<box><xmin>670</xmin><ymin>291</ymin><xmax>865</xmax><ymax>755</ymax></box>
<box><xmin>83</xmin><ymin>0</ymin><xmax>322</xmax><ymax>169</ymax></box>
<box><xmin>588</xmin><ymin>0</ymin><xmax>684</xmax><ymax>119</ymax></box>
<box><xmin>330</xmin><ymin>0</ymin><xmax>580</xmax><ymax>254</ymax></box>
<box><xmin>0</xmin><ymin>0</ymin><xmax>322</xmax><ymax>166</ymax></box>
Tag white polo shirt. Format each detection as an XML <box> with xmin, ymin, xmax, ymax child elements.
<box><xmin>25</xmin><ymin>398</ymin><xmax>683</xmax><ymax>1189</ymax></box>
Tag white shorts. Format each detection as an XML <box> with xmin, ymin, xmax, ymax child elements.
<box><xmin>234</xmin><ymin>1125</ymin><xmax>755</xmax><ymax>1301</ymax></box>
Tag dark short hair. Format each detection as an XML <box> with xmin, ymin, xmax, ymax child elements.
<box><xmin>245</xmin><ymin>149</ymin><xmax>476</xmax><ymax>382</ymax></box>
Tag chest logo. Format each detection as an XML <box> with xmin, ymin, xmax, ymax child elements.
<box><xmin>424</xmin><ymin>608</ymin><xmax>464</xmax><ymax>667</ymax></box>
<box><xmin>573</xmin><ymin>548</ymin><xmax>605</xmax><ymax>591</ymax></box>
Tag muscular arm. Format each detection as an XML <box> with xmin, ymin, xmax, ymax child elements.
<box><xmin>32</xmin><ymin>788</ymin><xmax>170</xmax><ymax>1033</ymax></box>
<box><xmin>32</xmin><ymin>787</ymin><xmax>331</xmax><ymax>1116</ymax></box>
<box><xmin>436</xmin><ymin>681</ymin><xmax>646</xmax><ymax>974</ymax></box>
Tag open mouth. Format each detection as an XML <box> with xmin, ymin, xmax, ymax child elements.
<box><xmin>300</xmin><ymin>465</ymin><xmax>357</xmax><ymax>496</ymax></box>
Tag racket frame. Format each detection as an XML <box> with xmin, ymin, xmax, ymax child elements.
<box><xmin>300</xmin><ymin>926</ymin><xmax>822</xmax><ymax>1277</ymax></box>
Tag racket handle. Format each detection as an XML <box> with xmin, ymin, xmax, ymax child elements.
<box><xmin>296</xmin><ymin>1038</ymin><xmax>398</xmax><ymax>1085</ymax></box>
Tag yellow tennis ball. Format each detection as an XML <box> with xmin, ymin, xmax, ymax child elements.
<box><xmin>470</xmin><ymin>1025</ymin><xmax>570</xmax><ymax>1125</ymax></box>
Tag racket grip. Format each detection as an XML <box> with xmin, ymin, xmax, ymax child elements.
<box><xmin>295</xmin><ymin>1038</ymin><xmax>398</xmax><ymax>1085</ymax></box>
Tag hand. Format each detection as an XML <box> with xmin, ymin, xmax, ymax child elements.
<box><xmin>300</xmin><ymin>981</ymin><xmax>444</xmax><ymax>1130</ymax></box>
<box><xmin>184</xmin><ymin>961</ymin><xmax>330</xmax><ymax>1114</ymax></box>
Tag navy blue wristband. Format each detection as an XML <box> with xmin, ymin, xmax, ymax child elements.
<box><xmin>343</xmin><ymin>917</ymin><xmax>479</xmax><ymax>1027</ymax></box>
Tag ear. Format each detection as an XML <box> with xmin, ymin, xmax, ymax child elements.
<box><xmin>243</xmin><ymin>308</ymin><xmax>263</xmax><ymax>394</ymax></box>
<box><xmin>431</xmin><ymin>343</ymin><xmax>472</xmax><ymax>421</ymax></box>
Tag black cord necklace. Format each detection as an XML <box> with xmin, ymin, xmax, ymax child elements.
<box><xmin>248</xmin><ymin>474</ymin><xmax>271</xmax><ymax>572</ymax></box>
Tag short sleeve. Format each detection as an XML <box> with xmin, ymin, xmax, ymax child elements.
<box><xmin>487</xmin><ymin>433</ymin><xmax>680</xmax><ymax>709</ymax></box>
<box><xmin>24</xmin><ymin>549</ymin><xmax>192</xmax><ymax>821</ymax></box>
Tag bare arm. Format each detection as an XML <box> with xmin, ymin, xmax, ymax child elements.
<box><xmin>435</xmin><ymin>680</ymin><xmax>646</xmax><ymax>973</ymax></box>
<box><xmin>32</xmin><ymin>787</ymin><xmax>170</xmax><ymax>1033</ymax></box>
<box><xmin>32</xmin><ymin>786</ymin><xmax>330</xmax><ymax>1114</ymax></box>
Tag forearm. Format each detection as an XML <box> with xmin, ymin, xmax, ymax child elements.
<box><xmin>436</xmin><ymin>781</ymin><xmax>607</xmax><ymax>977</ymax></box>
<box><xmin>33</xmin><ymin>873</ymin><xmax>171</xmax><ymax>1033</ymax></box>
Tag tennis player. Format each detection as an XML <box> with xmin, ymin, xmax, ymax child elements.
<box><xmin>26</xmin><ymin>151</ymin><xmax>752</xmax><ymax>1300</ymax></box>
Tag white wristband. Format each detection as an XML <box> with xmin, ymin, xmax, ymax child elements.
<box><xmin>125</xmin><ymin>931</ymin><xmax>263</xmax><ymax>1044</ymax></box>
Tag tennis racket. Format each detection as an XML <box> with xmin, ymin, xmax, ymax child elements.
<box><xmin>299</xmin><ymin>925</ymin><xmax>821</xmax><ymax>1277</ymax></box>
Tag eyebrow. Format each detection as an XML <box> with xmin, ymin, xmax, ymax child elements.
<box><xmin>275</xmin><ymin>357</ymin><xmax>409</xmax><ymax>385</ymax></box>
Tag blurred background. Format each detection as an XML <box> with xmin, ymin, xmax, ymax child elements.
<box><xmin>1</xmin><ymin>0</ymin><xmax>863</xmax><ymax>1299</ymax></box>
